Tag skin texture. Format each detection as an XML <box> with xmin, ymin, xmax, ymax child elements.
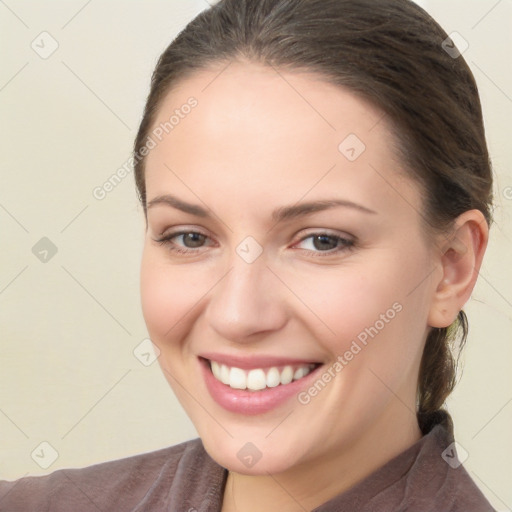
<box><xmin>140</xmin><ymin>60</ymin><xmax>488</xmax><ymax>512</ymax></box>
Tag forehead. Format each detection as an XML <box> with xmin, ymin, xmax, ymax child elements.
<box><xmin>144</xmin><ymin>60</ymin><xmax>419</xmax><ymax>219</ymax></box>
<box><xmin>150</xmin><ymin>60</ymin><xmax>389</xmax><ymax>153</ymax></box>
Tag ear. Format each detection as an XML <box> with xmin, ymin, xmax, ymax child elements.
<box><xmin>428</xmin><ymin>210</ymin><xmax>489</xmax><ymax>328</ymax></box>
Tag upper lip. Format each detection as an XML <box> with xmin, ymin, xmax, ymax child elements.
<box><xmin>199</xmin><ymin>352</ymin><xmax>322</xmax><ymax>370</ymax></box>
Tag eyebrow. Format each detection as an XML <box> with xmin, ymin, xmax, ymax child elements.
<box><xmin>146</xmin><ymin>194</ymin><xmax>377</xmax><ymax>222</ymax></box>
<box><xmin>272</xmin><ymin>198</ymin><xmax>377</xmax><ymax>222</ymax></box>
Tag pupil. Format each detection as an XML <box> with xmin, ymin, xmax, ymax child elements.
<box><xmin>313</xmin><ymin>235</ymin><xmax>337</xmax><ymax>251</ymax></box>
<box><xmin>184</xmin><ymin>233</ymin><xmax>205</xmax><ymax>248</ymax></box>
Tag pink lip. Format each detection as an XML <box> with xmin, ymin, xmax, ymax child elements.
<box><xmin>198</xmin><ymin>357</ymin><xmax>323</xmax><ymax>415</ymax></box>
<box><xmin>199</xmin><ymin>352</ymin><xmax>321</xmax><ymax>370</ymax></box>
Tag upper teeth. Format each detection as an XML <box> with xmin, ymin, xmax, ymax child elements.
<box><xmin>210</xmin><ymin>361</ymin><xmax>316</xmax><ymax>391</ymax></box>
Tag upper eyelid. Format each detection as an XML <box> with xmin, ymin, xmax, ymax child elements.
<box><xmin>157</xmin><ymin>226</ymin><xmax>212</xmax><ymax>239</ymax></box>
<box><xmin>293</xmin><ymin>229</ymin><xmax>354</xmax><ymax>243</ymax></box>
<box><xmin>157</xmin><ymin>227</ymin><xmax>352</xmax><ymax>241</ymax></box>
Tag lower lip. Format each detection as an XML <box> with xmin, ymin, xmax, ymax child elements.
<box><xmin>199</xmin><ymin>357</ymin><xmax>323</xmax><ymax>415</ymax></box>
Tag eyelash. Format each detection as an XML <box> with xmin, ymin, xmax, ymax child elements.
<box><xmin>154</xmin><ymin>230</ymin><xmax>356</xmax><ymax>258</ymax></box>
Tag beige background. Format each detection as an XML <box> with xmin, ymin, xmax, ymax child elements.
<box><xmin>0</xmin><ymin>0</ymin><xmax>511</xmax><ymax>509</ymax></box>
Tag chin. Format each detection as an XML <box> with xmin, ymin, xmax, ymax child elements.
<box><xmin>203</xmin><ymin>439</ymin><xmax>302</xmax><ymax>475</ymax></box>
<box><xmin>197</xmin><ymin>426</ymin><xmax>312</xmax><ymax>476</ymax></box>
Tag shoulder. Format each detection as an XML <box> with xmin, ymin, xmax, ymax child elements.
<box><xmin>318</xmin><ymin>411</ymin><xmax>496</xmax><ymax>512</ymax></box>
<box><xmin>404</xmin><ymin>416</ymin><xmax>496</xmax><ymax>512</ymax></box>
<box><xmin>0</xmin><ymin>438</ymin><xmax>213</xmax><ymax>512</ymax></box>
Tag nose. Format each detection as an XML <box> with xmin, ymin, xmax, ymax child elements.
<box><xmin>205</xmin><ymin>256</ymin><xmax>289</xmax><ymax>342</ymax></box>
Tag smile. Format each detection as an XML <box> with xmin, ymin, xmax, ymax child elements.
<box><xmin>209</xmin><ymin>360</ymin><xmax>318</xmax><ymax>391</ymax></box>
<box><xmin>199</xmin><ymin>354</ymin><xmax>324</xmax><ymax>414</ymax></box>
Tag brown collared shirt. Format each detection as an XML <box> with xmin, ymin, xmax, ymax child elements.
<box><xmin>0</xmin><ymin>411</ymin><xmax>495</xmax><ymax>511</ymax></box>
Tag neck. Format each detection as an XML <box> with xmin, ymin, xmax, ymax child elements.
<box><xmin>221</xmin><ymin>404</ymin><xmax>422</xmax><ymax>512</ymax></box>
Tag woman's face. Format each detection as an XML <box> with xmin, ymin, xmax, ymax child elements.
<box><xmin>140</xmin><ymin>61</ymin><xmax>440</xmax><ymax>474</ymax></box>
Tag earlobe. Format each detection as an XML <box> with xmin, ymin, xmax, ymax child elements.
<box><xmin>427</xmin><ymin>210</ymin><xmax>489</xmax><ymax>328</ymax></box>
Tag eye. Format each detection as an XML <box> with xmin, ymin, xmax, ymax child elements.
<box><xmin>154</xmin><ymin>230</ymin><xmax>214</xmax><ymax>254</ymax></box>
<box><xmin>293</xmin><ymin>232</ymin><xmax>355</xmax><ymax>256</ymax></box>
<box><xmin>175</xmin><ymin>232</ymin><xmax>207</xmax><ymax>248</ymax></box>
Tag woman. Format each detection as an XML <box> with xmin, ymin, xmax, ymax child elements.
<box><xmin>0</xmin><ymin>0</ymin><xmax>496</xmax><ymax>510</ymax></box>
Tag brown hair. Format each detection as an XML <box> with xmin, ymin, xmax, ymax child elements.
<box><xmin>134</xmin><ymin>0</ymin><xmax>493</xmax><ymax>429</ymax></box>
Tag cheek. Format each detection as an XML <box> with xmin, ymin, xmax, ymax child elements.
<box><xmin>288</xmin><ymin>260</ymin><xmax>428</xmax><ymax>421</ymax></box>
<box><xmin>140</xmin><ymin>248</ymin><xmax>203</xmax><ymax>346</ymax></box>
<box><xmin>282</xmin><ymin>265</ymin><xmax>395</xmax><ymax>346</ymax></box>
<box><xmin>283</xmin><ymin>251</ymin><xmax>430</xmax><ymax>359</ymax></box>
